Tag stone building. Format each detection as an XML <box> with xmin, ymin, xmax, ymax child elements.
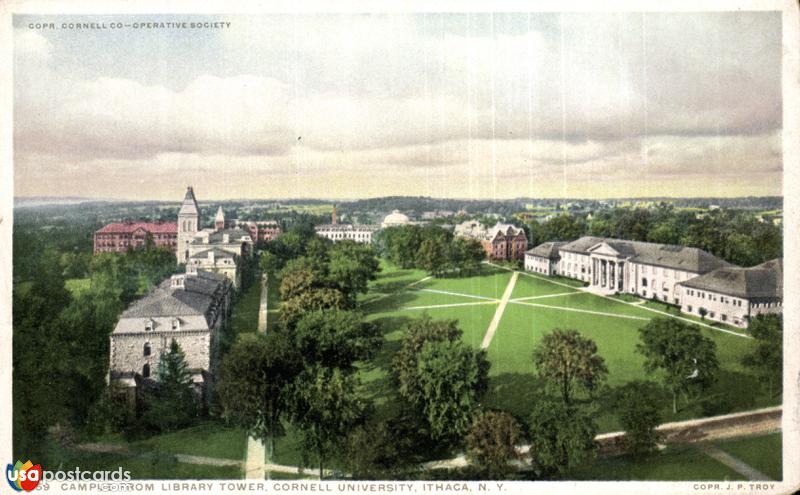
<box><xmin>177</xmin><ymin>187</ymin><xmax>200</xmax><ymax>264</ymax></box>
<box><xmin>188</xmin><ymin>248</ymin><xmax>240</xmax><ymax>288</ymax></box>
<box><xmin>524</xmin><ymin>236</ymin><xmax>780</xmax><ymax>327</ymax></box>
<box><xmin>176</xmin><ymin>187</ymin><xmax>253</xmax><ymax>272</ymax></box>
<box><xmin>315</xmin><ymin>224</ymin><xmax>379</xmax><ymax>243</ymax></box>
<box><xmin>524</xmin><ymin>242</ymin><xmax>566</xmax><ymax>275</ymax></box>
<box><xmin>454</xmin><ymin>221</ymin><xmax>528</xmax><ymax>261</ymax></box>
<box><xmin>94</xmin><ymin>222</ymin><xmax>177</xmax><ymax>253</ymax></box>
<box><xmin>677</xmin><ymin>258</ymin><xmax>783</xmax><ymax>328</ymax></box>
<box><xmin>315</xmin><ymin>207</ymin><xmax>379</xmax><ymax>243</ymax></box>
<box><xmin>108</xmin><ymin>266</ymin><xmax>232</xmax><ymax>401</ymax></box>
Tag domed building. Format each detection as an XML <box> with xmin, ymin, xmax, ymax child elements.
<box><xmin>381</xmin><ymin>210</ymin><xmax>412</xmax><ymax>228</ymax></box>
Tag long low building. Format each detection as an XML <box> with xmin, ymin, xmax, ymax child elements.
<box><xmin>524</xmin><ymin>236</ymin><xmax>782</xmax><ymax>328</ymax></box>
<box><xmin>94</xmin><ymin>221</ymin><xmax>177</xmax><ymax>253</ymax></box>
<box><xmin>315</xmin><ymin>224</ymin><xmax>380</xmax><ymax>243</ymax></box>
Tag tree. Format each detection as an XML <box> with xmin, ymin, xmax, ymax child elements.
<box><xmin>613</xmin><ymin>381</ymin><xmax>664</xmax><ymax>457</ymax></box>
<box><xmin>327</xmin><ymin>240</ymin><xmax>381</xmax><ymax>303</ymax></box>
<box><xmin>279</xmin><ymin>287</ymin><xmax>348</xmax><ymax>330</ymax></box>
<box><xmin>698</xmin><ymin>307</ymin><xmax>708</xmax><ymax>320</ymax></box>
<box><xmin>465</xmin><ymin>411</ymin><xmax>521</xmax><ymax>479</ymax></box>
<box><xmin>392</xmin><ymin>315</ymin><xmax>462</xmax><ymax>399</ymax></box>
<box><xmin>344</xmin><ymin>419</ymin><xmax>421</xmax><ymax>479</ymax></box>
<box><xmin>292</xmin><ymin>310</ymin><xmax>381</xmax><ymax>370</ymax></box>
<box><xmin>416</xmin><ymin>237</ymin><xmax>448</xmax><ymax>276</ymax></box>
<box><xmin>532</xmin><ymin>329</ymin><xmax>608</xmax><ymax>406</ymax></box>
<box><xmin>218</xmin><ymin>333</ymin><xmax>301</xmax><ymax>460</ymax></box>
<box><xmin>411</xmin><ymin>340</ymin><xmax>490</xmax><ymax>442</ymax></box>
<box><xmin>142</xmin><ymin>339</ymin><xmax>199</xmax><ymax>432</ymax></box>
<box><xmin>742</xmin><ymin>314</ymin><xmax>782</xmax><ymax>398</ymax></box>
<box><xmin>450</xmin><ymin>237</ymin><xmax>486</xmax><ymax>277</ymax></box>
<box><xmin>636</xmin><ymin>318</ymin><xmax>719</xmax><ymax>413</ymax></box>
<box><xmin>528</xmin><ymin>398</ymin><xmax>597</xmax><ymax>477</ymax></box>
<box><xmin>258</xmin><ymin>251</ymin><xmax>278</xmax><ymax>277</ymax></box>
<box><xmin>289</xmin><ymin>365</ymin><xmax>369</xmax><ymax>479</ymax></box>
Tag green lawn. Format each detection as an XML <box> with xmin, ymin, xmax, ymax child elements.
<box><xmin>50</xmin><ymin>450</ymin><xmax>240</xmax><ymax>479</ymax></box>
<box><xmin>229</xmin><ymin>276</ymin><xmax>264</xmax><ymax>336</ymax></box>
<box><xmin>569</xmin><ymin>444</ymin><xmax>744</xmax><ymax>481</ymax></box>
<box><xmin>714</xmin><ymin>433</ymin><xmax>782</xmax><ymax>480</ymax></box>
<box><xmin>365</xmin><ymin>264</ymin><xmax>775</xmax><ymax>433</ymax></box>
<box><xmin>133</xmin><ymin>423</ymin><xmax>247</xmax><ymax>460</ymax></box>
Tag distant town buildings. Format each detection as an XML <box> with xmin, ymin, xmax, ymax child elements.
<box><xmin>232</xmin><ymin>219</ymin><xmax>282</xmax><ymax>244</ymax></box>
<box><xmin>454</xmin><ymin>220</ymin><xmax>528</xmax><ymax>261</ymax></box>
<box><xmin>94</xmin><ymin>221</ymin><xmax>177</xmax><ymax>253</ymax></box>
<box><xmin>524</xmin><ymin>236</ymin><xmax>782</xmax><ymax>328</ymax></box>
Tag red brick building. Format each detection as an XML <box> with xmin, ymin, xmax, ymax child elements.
<box><xmin>94</xmin><ymin>222</ymin><xmax>178</xmax><ymax>253</ymax></box>
<box><xmin>483</xmin><ymin>224</ymin><xmax>528</xmax><ymax>261</ymax></box>
<box><xmin>454</xmin><ymin>221</ymin><xmax>528</xmax><ymax>261</ymax></box>
<box><xmin>233</xmin><ymin>220</ymin><xmax>282</xmax><ymax>244</ymax></box>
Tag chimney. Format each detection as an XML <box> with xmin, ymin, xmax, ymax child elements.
<box><xmin>332</xmin><ymin>204</ymin><xmax>337</xmax><ymax>225</ymax></box>
<box><xmin>223</xmin><ymin>234</ymin><xmax>230</xmax><ymax>243</ymax></box>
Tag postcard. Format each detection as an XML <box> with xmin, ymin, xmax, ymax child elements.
<box><xmin>1</xmin><ymin>1</ymin><xmax>797</xmax><ymax>494</ymax></box>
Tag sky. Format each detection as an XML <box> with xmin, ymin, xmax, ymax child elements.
<box><xmin>13</xmin><ymin>12</ymin><xmax>783</xmax><ymax>201</ymax></box>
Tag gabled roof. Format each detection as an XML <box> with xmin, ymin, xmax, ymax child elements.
<box><xmin>559</xmin><ymin>236</ymin><xmax>730</xmax><ymax>273</ymax></box>
<box><xmin>526</xmin><ymin>241</ymin><xmax>566</xmax><ymax>259</ymax></box>
<box><xmin>118</xmin><ymin>270</ymin><xmax>227</xmax><ymax>321</ymax></box>
<box><xmin>679</xmin><ymin>258</ymin><xmax>783</xmax><ymax>300</ymax></box>
<box><xmin>96</xmin><ymin>221</ymin><xmax>177</xmax><ymax>234</ymax></box>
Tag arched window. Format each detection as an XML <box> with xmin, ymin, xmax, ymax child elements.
<box><xmin>143</xmin><ymin>343</ymin><xmax>151</xmax><ymax>357</ymax></box>
<box><xmin>142</xmin><ymin>364</ymin><xmax>150</xmax><ymax>378</ymax></box>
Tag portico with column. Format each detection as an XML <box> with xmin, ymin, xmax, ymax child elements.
<box><xmin>591</xmin><ymin>256</ymin><xmax>625</xmax><ymax>292</ymax></box>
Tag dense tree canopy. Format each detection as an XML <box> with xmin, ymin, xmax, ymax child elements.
<box><xmin>532</xmin><ymin>329</ymin><xmax>608</xmax><ymax>405</ymax></box>
<box><xmin>742</xmin><ymin>314</ymin><xmax>782</xmax><ymax>398</ymax></box>
<box><xmin>612</xmin><ymin>381</ymin><xmax>664</xmax><ymax>457</ymax></box>
<box><xmin>292</xmin><ymin>310</ymin><xmax>381</xmax><ymax>371</ymax></box>
<box><xmin>218</xmin><ymin>332</ymin><xmax>302</xmax><ymax>445</ymax></box>
<box><xmin>289</xmin><ymin>365</ymin><xmax>369</xmax><ymax>478</ymax></box>
<box><xmin>465</xmin><ymin>411</ymin><xmax>522</xmax><ymax>479</ymax></box>
<box><xmin>637</xmin><ymin>318</ymin><xmax>720</xmax><ymax>413</ymax></box>
<box><xmin>376</xmin><ymin>225</ymin><xmax>486</xmax><ymax>277</ymax></box>
<box><xmin>527</xmin><ymin>398</ymin><xmax>597</xmax><ymax>477</ymax></box>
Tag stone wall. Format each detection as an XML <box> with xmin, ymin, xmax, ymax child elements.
<box><xmin>110</xmin><ymin>330</ymin><xmax>210</xmax><ymax>378</ymax></box>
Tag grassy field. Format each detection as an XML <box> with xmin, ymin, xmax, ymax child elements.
<box><xmin>364</xmin><ymin>263</ymin><xmax>776</xmax><ymax>433</ymax></box>
<box><xmin>568</xmin><ymin>444</ymin><xmax>744</xmax><ymax>481</ymax></box>
<box><xmin>714</xmin><ymin>433</ymin><xmax>782</xmax><ymax>480</ymax></box>
<box><xmin>132</xmin><ymin>423</ymin><xmax>247</xmax><ymax>460</ymax></box>
<box><xmin>50</xmin><ymin>450</ymin><xmax>240</xmax><ymax>479</ymax></box>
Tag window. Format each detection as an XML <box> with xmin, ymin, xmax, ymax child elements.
<box><xmin>145</xmin><ymin>320</ymin><xmax>153</xmax><ymax>331</ymax></box>
<box><xmin>721</xmin><ymin>314</ymin><xmax>727</xmax><ymax>322</ymax></box>
<box><xmin>687</xmin><ymin>305</ymin><xmax>693</xmax><ymax>312</ymax></box>
<box><xmin>642</xmin><ymin>278</ymin><xmax>648</xmax><ymax>287</ymax></box>
<box><xmin>709</xmin><ymin>311</ymin><xmax>715</xmax><ymax>318</ymax></box>
<box><xmin>142</xmin><ymin>364</ymin><xmax>150</xmax><ymax>378</ymax></box>
<box><xmin>143</xmin><ymin>343</ymin><xmax>151</xmax><ymax>357</ymax></box>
